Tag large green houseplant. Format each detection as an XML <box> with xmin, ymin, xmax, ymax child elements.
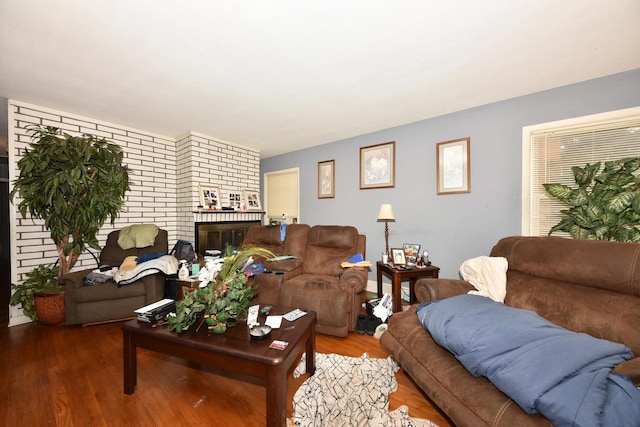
<box><xmin>10</xmin><ymin>125</ymin><xmax>130</xmax><ymax>278</ymax></box>
<box><xmin>543</xmin><ymin>156</ymin><xmax>640</xmax><ymax>242</ymax></box>
<box><xmin>168</xmin><ymin>246</ymin><xmax>273</xmax><ymax>334</ymax></box>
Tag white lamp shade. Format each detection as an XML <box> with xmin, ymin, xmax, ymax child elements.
<box><xmin>377</xmin><ymin>204</ymin><xmax>395</xmax><ymax>221</ymax></box>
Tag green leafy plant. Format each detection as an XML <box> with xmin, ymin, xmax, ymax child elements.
<box><xmin>10</xmin><ymin>125</ymin><xmax>130</xmax><ymax>278</ymax></box>
<box><xmin>543</xmin><ymin>157</ymin><xmax>640</xmax><ymax>242</ymax></box>
<box><xmin>167</xmin><ymin>246</ymin><xmax>274</xmax><ymax>334</ymax></box>
<box><xmin>9</xmin><ymin>264</ymin><xmax>60</xmax><ymax>321</ymax></box>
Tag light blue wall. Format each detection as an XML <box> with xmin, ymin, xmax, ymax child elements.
<box><xmin>261</xmin><ymin>69</ymin><xmax>640</xmax><ymax>279</ymax></box>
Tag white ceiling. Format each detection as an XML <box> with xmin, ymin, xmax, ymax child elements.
<box><xmin>1</xmin><ymin>1</ymin><xmax>639</xmax><ymax>158</ymax></box>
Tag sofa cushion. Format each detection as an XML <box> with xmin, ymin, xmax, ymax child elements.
<box><xmin>71</xmin><ymin>280</ymin><xmax>147</xmax><ymax>303</ymax></box>
<box><xmin>303</xmin><ymin>225</ymin><xmax>359</xmax><ymax>276</ymax></box>
<box><xmin>100</xmin><ymin>229</ymin><xmax>168</xmax><ymax>266</ymax></box>
<box><xmin>117</xmin><ymin>224</ymin><xmax>159</xmax><ymax>249</ymax></box>
<box><xmin>491</xmin><ymin>236</ymin><xmax>640</xmax><ymax>356</ymax></box>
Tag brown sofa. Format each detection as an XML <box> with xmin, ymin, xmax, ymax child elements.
<box><xmin>380</xmin><ymin>236</ymin><xmax>640</xmax><ymax>427</ymax></box>
<box><xmin>242</xmin><ymin>224</ymin><xmax>368</xmax><ymax>337</ymax></box>
<box><xmin>62</xmin><ymin>229</ymin><xmax>168</xmax><ymax>325</ymax></box>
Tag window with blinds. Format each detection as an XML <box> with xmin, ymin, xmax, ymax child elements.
<box><xmin>522</xmin><ymin>107</ymin><xmax>640</xmax><ymax>237</ymax></box>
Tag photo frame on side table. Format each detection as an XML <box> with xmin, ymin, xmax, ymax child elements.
<box><xmin>199</xmin><ymin>185</ymin><xmax>221</xmax><ymax>210</ymax></box>
<box><xmin>402</xmin><ymin>243</ymin><xmax>421</xmax><ymax>265</ymax></box>
<box><xmin>436</xmin><ymin>137</ymin><xmax>471</xmax><ymax>195</ymax></box>
<box><xmin>360</xmin><ymin>141</ymin><xmax>395</xmax><ymax>189</ymax></box>
<box><xmin>391</xmin><ymin>248</ymin><xmax>406</xmax><ymax>266</ymax></box>
<box><xmin>318</xmin><ymin>159</ymin><xmax>335</xmax><ymax>198</ymax></box>
<box><xmin>244</xmin><ymin>190</ymin><xmax>262</xmax><ymax>211</ymax></box>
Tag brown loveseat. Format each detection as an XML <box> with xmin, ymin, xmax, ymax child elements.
<box><xmin>242</xmin><ymin>224</ymin><xmax>367</xmax><ymax>337</ymax></box>
<box><xmin>62</xmin><ymin>228</ymin><xmax>168</xmax><ymax>325</ymax></box>
<box><xmin>380</xmin><ymin>236</ymin><xmax>640</xmax><ymax>427</ymax></box>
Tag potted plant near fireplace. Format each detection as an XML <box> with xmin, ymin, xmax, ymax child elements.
<box><xmin>10</xmin><ymin>264</ymin><xmax>64</xmax><ymax>324</ymax></box>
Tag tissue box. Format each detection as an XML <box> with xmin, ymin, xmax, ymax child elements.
<box><xmin>366</xmin><ymin>298</ymin><xmax>381</xmax><ymax>316</ymax></box>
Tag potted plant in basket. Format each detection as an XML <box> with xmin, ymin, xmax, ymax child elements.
<box><xmin>10</xmin><ymin>264</ymin><xmax>64</xmax><ymax>324</ymax></box>
<box><xmin>168</xmin><ymin>246</ymin><xmax>273</xmax><ymax>334</ymax></box>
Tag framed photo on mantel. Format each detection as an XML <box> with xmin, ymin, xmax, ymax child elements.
<box><xmin>244</xmin><ymin>190</ymin><xmax>262</xmax><ymax>211</ymax></box>
<box><xmin>199</xmin><ymin>184</ymin><xmax>220</xmax><ymax>210</ymax></box>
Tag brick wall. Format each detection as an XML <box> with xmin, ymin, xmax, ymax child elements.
<box><xmin>8</xmin><ymin>100</ymin><xmax>260</xmax><ymax>286</ymax></box>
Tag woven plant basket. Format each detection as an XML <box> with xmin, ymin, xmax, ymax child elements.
<box><xmin>34</xmin><ymin>291</ymin><xmax>65</xmax><ymax>325</ymax></box>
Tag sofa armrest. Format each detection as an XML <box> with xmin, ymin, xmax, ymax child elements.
<box><xmin>142</xmin><ymin>274</ymin><xmax>167</xmax><ymax>304</ymax></box>
<box><xmin>613</xmin><ymin>357</ymin><xmax>640</xmax><ymax>386</ymax></box>
<box><xmin>60</xmin><ymin>269</ymin><xmax>92</xmax><ymax>290</ymax></box>
<box><xmin>264</xmin><ymin>258</ymin><xmax>303</xmax><ymax>272</ymax></box>
<box><xmin>415</xmin><ymin>278</ymin><xmax>474</xmax><ymax>303</ymax></box>
<box><xmin>338</xmin><ymin>267</ymin><xmax>368</xmax><ymax>293</ymax></box>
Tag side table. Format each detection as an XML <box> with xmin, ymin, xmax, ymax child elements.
<box><xmin>376</xmin><ymin>261</ymin><xmax>440</xmax><ymax>312</ymax></box>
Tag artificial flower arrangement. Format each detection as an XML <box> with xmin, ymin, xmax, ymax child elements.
<box><xmin>167</xmin><ymin>246</ymin><xmax>273</xmax><ymax>334</ymax></box>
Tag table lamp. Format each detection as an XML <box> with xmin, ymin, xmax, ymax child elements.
<box><xmin>377</xmin><ymin>204</ymin><xmax>396</xmax><ymax>257</ymax></box>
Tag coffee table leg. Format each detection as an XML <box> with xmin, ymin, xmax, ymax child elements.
<box><xmin>306</xmin><ymin>325</ymin><xmax>316</xmax><ymax>376</ymax></box>
<box><xmin>123</xmin><ymin>329</ymin><xmax>137</xmax><ymax>394</ymax></box>
<box><xmin>265</xmin><ymin>365</ymin><xmax>287</xmax><ymax>427</ymax></box>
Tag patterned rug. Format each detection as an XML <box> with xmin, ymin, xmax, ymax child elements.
<box><xmin>290</xmin><ymin>353</ymin><xmax>439</xmax><ymax>427</ymax></box>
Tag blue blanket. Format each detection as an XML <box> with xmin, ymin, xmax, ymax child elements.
<box><xmin>416</xmin><ymin>295</ymin><xmax>640</xmax><ymax>427</ymax></box>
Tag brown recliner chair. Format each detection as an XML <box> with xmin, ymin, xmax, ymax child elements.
<box><xmin>62</xmin><ymin>228</ymin><xmax>168</xmax><ymax>325</ymax></box>
<box><xmin>243</xmin><ymin>224</ymin><xmax>368</xmax><ymax>337</ymax></box>
<box><xmin>242</xmin><ymin>223</ymin><xmax>311</xmax><ymax>306</ymax></box>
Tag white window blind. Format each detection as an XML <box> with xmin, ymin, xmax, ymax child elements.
<box><xmin>523</xmin><ymin>108</ymin><xmax>640</xmax><ymax>237</ymax></box>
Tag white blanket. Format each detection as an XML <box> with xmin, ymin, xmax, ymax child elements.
<box><xmin>460</xmin><ymin>256</ymin><xmax>508</xmax><ymax>303</ymax></box>
<box><xmin>115</xmin><ymin>255</ymin><xmax>179</xmax><ymax>286</ymax></box>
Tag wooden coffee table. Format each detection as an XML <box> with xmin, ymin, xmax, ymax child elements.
<box><xmin>122</xmin><ymin>306</ymin><xmax>316</xmax><ymax>427</ymax></box>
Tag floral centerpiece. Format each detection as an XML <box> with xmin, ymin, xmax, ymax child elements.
<box><xmin>167</xmin><ymin>246</ymin><xmax>273</xmax><ymax>334</ymax></box>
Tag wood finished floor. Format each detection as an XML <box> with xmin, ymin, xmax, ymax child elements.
<box><xmin>1</xmin><ymin>320</ymin><xmax>453</xmax><ymax>426</ymax></box>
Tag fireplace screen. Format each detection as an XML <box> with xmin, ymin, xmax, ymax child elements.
<box><xmin>195</xmin><ymin>221</ymin><xmax>260</xmax><ymax>256</ymax></box>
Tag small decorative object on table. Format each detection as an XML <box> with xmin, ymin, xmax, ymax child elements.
<box><xmin>167</xmin><ymin>246</ymin><xmax>273</xmax><ymax>334</ymax></box>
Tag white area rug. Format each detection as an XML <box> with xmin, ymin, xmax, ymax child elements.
<box><xmin>291</xmin><ymin>353</ymin><xmax>439</xmax><ymax>427</ymax></box>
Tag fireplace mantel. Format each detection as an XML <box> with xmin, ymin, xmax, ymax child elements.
<box><xmin>193</xmin><ymin>210</ymin><xmax>264</xmax><ymax>223</ymax></box>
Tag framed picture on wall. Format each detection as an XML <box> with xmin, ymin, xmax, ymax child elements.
<box><xmin>436</xmin><ymin>137</ymin><xmax>471</xmax><ymax>195</ymax></box>
<box><xmin>243</xmin><ymin>190</ymin><xmax>262</xmax><ymax>211</ymax></box>
<box><xmin>318</xmin><ymin>159</ymin><xmax>335</xmax><ymax>198</ymax></box>
<box><xmin>199</xmin><ymin>185</ymin><xmax>221</xmax><ymax>210</ymax></box>
<box><xmin>360</xmin><ymin>141</ymin><xmax>395</xmax><ymax>189</ymax></box>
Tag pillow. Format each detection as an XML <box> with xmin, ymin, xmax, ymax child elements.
<box><xmin>117</xmin><ymin>224</ymin><xmax>159</xmax><ymax>249</ymax></box>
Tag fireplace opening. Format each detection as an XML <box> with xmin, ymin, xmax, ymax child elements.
<box><xmin>195</xmin><ymin>221</ymin><xmax>260</xmax><ymax>256</ymax></box>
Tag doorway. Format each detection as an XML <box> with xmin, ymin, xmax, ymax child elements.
<box><xmin>263</xmin><ymin>168</ymin><xmax>300</xmax><ymax>225</ymax></box>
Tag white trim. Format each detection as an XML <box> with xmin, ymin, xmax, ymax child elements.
<box><xmin>7</xmin><ymin>103</ymin><xmax>20</xmax><ymax>325</ymax></box>
<box><xmin>521</xmin><ymin>106</ymin><xmax>640</xmax><ymax>235</ymax></box>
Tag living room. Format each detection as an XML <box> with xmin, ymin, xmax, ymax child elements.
<box><xmin>1</xmin><ymin>2</ymin><xmax>640</xmax><ymax>426</ymax></box>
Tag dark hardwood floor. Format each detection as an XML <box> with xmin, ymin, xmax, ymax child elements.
<box><xmin>1</xmin><ymin>320</ymin><xmax>452</xmax><ymax>426</ymax></box>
